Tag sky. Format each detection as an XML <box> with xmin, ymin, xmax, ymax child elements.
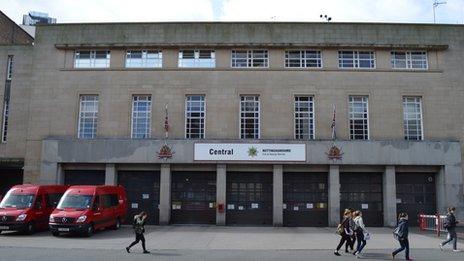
<box><xmin>1</xmin><ymin>0</ymin><xmax>464</xmax><ymax>24</ymax></box>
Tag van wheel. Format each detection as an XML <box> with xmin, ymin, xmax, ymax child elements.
<box><xmin>25</xmin><ymin>222</ymin><xmax>35</xmax><ymax>235</ymax></box>
<box><xmin>85</xmin><ymin>224</ymin><xmax>94</xmax><ymax>237</ymax></box>
<box><xmin>113</xmin><ymin>218</ymin><xmax>121</xmax><ymax>230</ymax></box>
<box><xmin>52</xmin><ymin>231</ymin><xmax>60</xmax><ymax>237</ymax></box>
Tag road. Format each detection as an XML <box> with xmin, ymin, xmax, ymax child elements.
<box><xmin>0</xmin><ymin>226</ymin><xmax>463</xmax><ymax>260</ymax></box>
<box><xmin>0</xmin><ymin>247</ymin><xmax>463</xmax><ymax>261</ymax></box>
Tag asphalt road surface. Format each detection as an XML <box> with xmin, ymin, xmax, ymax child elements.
<box><xmin>1</xmin><ymin>247</ymin><xmax>464</xmax><ymax>261</ymax></box>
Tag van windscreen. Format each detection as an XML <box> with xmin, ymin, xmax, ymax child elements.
<box><xmin>57</xmin><ymin>194</ymin><xmax>93</xmax><ymax>210</ymax></box>
<box><xmin>0</xmin><ymin>193</ymin><xmax>35</xmax><ymax>209</ymax></box>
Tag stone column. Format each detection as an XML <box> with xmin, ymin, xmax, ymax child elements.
<box><xmin>216</xmin><ymin>164</ymin><xmax>227</xmax><ymax>225</ymax></box>
<box><xmin>105</xmin><ymin>164</ymin><xmax>117</xmax><ymax>185</ymax></box>
<box><xmin>159</xmin><ymin>164</ymin><xmax>171</xmax><ymax>225</ymax></box>
<box><xmin>437</xmin><ymin>165</ymin><xmax>464</xmax><ymax>218</ymax></box>
<box><xmin>273</xmin><ymin>165</ymin><xmax>283</xmax><ymax>226</ymax></box>
<box><xmin>57</xmin><ymin>163</ymin><xmax>65</xmax><ymax>185</ymax></box>
<box><xmin>328</xmin><ymin>165</ymin><xmax>340</xmax><ymax>227</ymax></box>
<box><xmin>383</xmin><ymin>166</ymin><xmax>397</xmax><ymax>227</ymax></box>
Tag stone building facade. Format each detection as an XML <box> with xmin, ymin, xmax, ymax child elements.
<box><xmin>1</xmin><ymin>20</ymin><xmax>463</xmax><ymax>226</ymax></box>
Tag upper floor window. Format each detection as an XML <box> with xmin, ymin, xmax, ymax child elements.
<box><xmin>179</xmin><ymin>50</ymin><xmax>215</xmax><ymax>68</ymax></box>
<box><xmin>74</xmin><ymin>50</ymin><xmax>110</xmax><ymax>68</ymax></box>
<box><xmin>240</xmin><ymin>95</ymin><xmax>260</xmax><ymax>139</ymax></box>
<box><xmin>403</xmin><ymin>97</ymin><xmax>423</xmax><ymax>140</ymax></box>
<box><xmin>294</xmin><ymin>96</ymin><xmax>315</xmax><ymax>140</ymax></box>
<box><xmin>131</xmin><ymin>95</ymin><xmax>152</xmax><ymax>139</ymax></box>
<box><xmin>78</xmin><ymin>95</ymin><xmax>99</xmax><ymax>139</ymax></box>
<box><xmin>391</xmin><ymin>51</ymin><xmax>428</xmax><ymax>70</ymax></box>
<box><xmin>126</xmin><ymin>50</ymin><xmax>162</xmax><ymax>68</ymax></box>
<box><xmin>185</xmin><ymin>95</ymin><xmax>206</xmax><ymax>139</ymax></box>
<box><xmin>285</xmin><ymin>50</ymin><xmax>322</xmax><ymax>68</ymax></box>
<box><xmin>339</xmin><ymin>51</ymin><xmax>375</xmax><ymax>69</ymax></box>
<box><xmin>232</xmin><ymin>50</ymin><xmax>268</xmax><ymax>68</ymax></box>
<box><xmin>349</xmin><ymin>96</ymin><xmax>369</xmax><ymax>140</ymax></box>
<box><xmin>6</xmin><ymin>55</ymin><xmax>13</xmax><ymax>80</ymax></box>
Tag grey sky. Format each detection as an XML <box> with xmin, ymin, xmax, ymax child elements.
<box><xmin>2</xmin><ymin>0</ymin><xmax>464</xmax><ymax>24</ymax></box>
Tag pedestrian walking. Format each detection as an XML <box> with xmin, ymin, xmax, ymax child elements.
<box><xmin>334</xmin><ymin>209</ymin><xmax>353</xmax><ymax>256</ymax></box>
<box><xmin>126</xmin><ymin>211</ymin><xmax>150</xmax><ymax>254</ymax></box>
<box><xmin>392</xmin><ymin>213</ymin><xmax>412</xmax><ymax>260</ymax></box>
<box><xmin>439</xmin><ymin>207</ymin><xmax>460</xmax><ymax>252</ymax></box>
<box><xmin>353</xmin><ymin>210</ymin><xmax>369</xmax><ymax>258</ymax></box>
<box><xmin>347</xmin><ymin>210</ymin><xmax>356</xmax><ymax>253</ymax></box>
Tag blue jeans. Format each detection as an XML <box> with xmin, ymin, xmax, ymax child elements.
<box><xmin>355</xmin><ymin>231</ymin><xmax>366</xmax><ymax>254</ymax></box>
<box><xmin>392</xmin><ymin>238</ymin><xmax>409</xmax><ymax>259</ymax></box>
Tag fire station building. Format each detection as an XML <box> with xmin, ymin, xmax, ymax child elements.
<box><xmin>1</xmin><ymin>13</ymin><xmax>463</xmax><ymax>227</ymax></box>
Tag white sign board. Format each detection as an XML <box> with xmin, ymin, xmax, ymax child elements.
<box><xmin>361</xmin><ymin>204</ymin><xmax>369</xmax><ymax>209</ymax></box>
<box><xmin>194</xmin><ymin>143</ymin><xmax>306</xmax><ymax>161</ymax></box>
<box><xmin>131</xmin><ymin>203</ymin><xmax>138</xmax><ymax>209</ymax></box>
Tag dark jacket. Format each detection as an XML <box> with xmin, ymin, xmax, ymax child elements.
<box><xmin>395</xmin><ymin>218</ymin><xmax>409</xmax><ymax>240</ymax></box>
<box><xmin>342</xmin><ymin>217</ymin><xmax>353</xmax><ymax>235</ymax></box>
<box><xmin>445</xmin><ymin>213</ymin><xmax>458</xmax><ymax>229</ymax></box>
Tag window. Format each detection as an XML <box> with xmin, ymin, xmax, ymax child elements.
<box><xmin>78</xmin><ymin>95</ymin><xmax>99</xmax><ymax>139</ymax></box>
<box><xmin>349</xmin><ymin>96</ymin><xmax>369</xmax><ymax>140</ymax></box>
<box><xmin>131</xmin><ymin>95</ymin><xmax>152</xmax><ymax>139</ymax></box>
<box><xmin>126</xmin><ymin>50</ymin><xmax>162</xmax><ymax>68</ymax></box>
<box><xmin>110</xmin><ymin>194</ymin><xmax>119</xmax><ymax>207</ymax></box>
<box><xmin>232</xmin><ymin>50</ymin><xmax>268</xmax><ymax>68</ymax></box>
<box><xmin>285</xmin><ymin>50</ymin><xmax>322</xmax><ymax>68</ymax></box>
<box><xmin>339</xmin><ymin>51</ymin><xmax>375</xmax><ymax>69</ymax></box>
<box><xmin>6</xmin><ymin>55</ymin><xmax>13</xmax><ymax>80</ymax></box>
<box><xmin>294</xmin><ymin>96</ymin><xmax>315</xmax><ymax>139</ymax></box>
<box><xmin>391</xmin><ymin>51</ymin><xmax>428</xmax><ymax>70</ymax></box>
<box><xmin>74</xmin><ymin>50</ymin><xmax>110</xmax><ymax>68</ymax></box>
<box><xmin>46</xmin><ymin>193</ymin><xmax>64</xmax><ymax>208</ymax></box>
<box><xmin>185</xmin><ymin>95</ymin><xmax>205</xmax><ymax>139</ymax></box>
<box><xmin>403</xmin><ymin>97</ymin><xmax>423</xmax><ymax>140</ymax></box>
<box><xmin>179</xmin><ymin>50</ymin><xmax>215</xmax><ymax>68</ymax></box>
<box><xmin>240</xmin><ymin>95</ymin><xmax>260</xmax><ymax>139</ymax></box>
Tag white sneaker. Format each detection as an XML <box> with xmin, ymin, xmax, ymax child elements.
<box><xmin>439</xmin><ymin>244</ymin><xmax>443</xmax><ymax>251</ymax></box>
<box><xmin>452</xmin><ymin>249</ymin><xmax>461</xmax><ymax>252</ymax></box>
<box><xmin>356</xmin><ymin>253</ymin><xmax>362</xmax><ymax>259</ymax></box>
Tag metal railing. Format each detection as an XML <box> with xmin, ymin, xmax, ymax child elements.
<box><xmin>419</xmin><ymin>214</ymin><xmax>447</xmax><ymax>237</ymax></box>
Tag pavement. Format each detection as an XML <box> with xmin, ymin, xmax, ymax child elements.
<box><xmin>0</xmin><ymin>226</ymin><xmax>463</xmax><ymax>260</ymax></box>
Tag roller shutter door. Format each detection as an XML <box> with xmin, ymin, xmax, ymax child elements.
<box><xmin>171</xmin><ymin>171</ymin><xmax>216</xmax><ymax>224</ymax></box>
<box><xmin>340</xmin><ymin>172</ymin><xmax>383</xmax><ymax>227</ymax></box>
<box><xmin>64</xmin><ymin>170</ymin><xmax>105</xmax><ymax>185</ymax></box>
<box><xmin>283</xmin><ymin>172</ymin><xmax>328</xmax><ymax>227</ymax></box>
<box><xmin>226</xmin><ymin>172</ymin><xmax>273</xmax><ymax>226</ymax></box>
<box><xmin>118</xmin><ymin>171</ymin><xmax>160</xmax><ymax>225</ymax></box>
<box><xmin>396</xmin><ymin>173</ymin><xmax>436</xmax><ymax>226</ymax></box>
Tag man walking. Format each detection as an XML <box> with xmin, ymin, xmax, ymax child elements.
<box><xmin>439</xmin><ymin>207</ymin><xmax>460</xmax><ymax>252</ymax></box>
<box><xmin>392</xmin><ymin>213</ymin><xmax>411</xmax><ymax>260</ymax></box>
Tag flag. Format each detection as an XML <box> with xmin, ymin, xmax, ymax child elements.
<box><xmin>331</xmin><ymin>105</ymin><xmax>336</xmax><ymax>140</ymax></box>
<box><xmin>164</xmin><ymin>104</ymin><xmax>169</xmax><ymax>135</ymax></box>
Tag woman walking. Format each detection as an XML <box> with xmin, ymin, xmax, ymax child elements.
<box><xmin>353</xmin><ymin>210</ymin><xmax>369</xmax><ymax>258</ymax></box>
<box><xmin>392</xmin><ymin>213</ymin><xmax>411</xmax><ymax>260</ymax></box>
<box><xmin>439</xmin><ymin>207</ymin><xmax>460</xmax><ymax>252</ymax></box>
<box><xmin>334</xmin><ymin>209</ymin><xmax>353</xmax><ymax>256</ymax></box>
<box><xmin>347</xmin><ymin>210</ymin><xmax>357</xmax><ymax>253</ymax></box>
<box><xmin>126</xmin><ymin>211</ymin><xmax>150</xmax><ymax>254</ymax></box>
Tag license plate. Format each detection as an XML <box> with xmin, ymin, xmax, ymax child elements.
<box><xmin>58</xmin><ymin>228</ymin><xmax>70</xmax><ymax>232</ymax></box>
<box><xmin>0</xmin><ymin>226</ymin><xmax>9</xmax><ymax>230</ymax></box>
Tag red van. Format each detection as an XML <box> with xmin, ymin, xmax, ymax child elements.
<box><xmin>49</xmin><ymin>185</ymin><xmax>127</xmax><ymax>236</ymax></box>
<box><xmin>0</xmin><ymin>185</ymin><xmax>68</xmax><ymax>234</ymax></box>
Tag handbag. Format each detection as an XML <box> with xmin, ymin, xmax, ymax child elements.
<box><xmin>364</xmin><ymin>232</ymin><xmax>371</xmax><ymax>240</ymax></box>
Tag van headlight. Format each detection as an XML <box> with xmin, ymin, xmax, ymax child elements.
<box><xmin>49</xmin><ymin>216</ymin><xmax>55</xmax><ymax>223</ymax></box>
<box><xmin>16</xmin><ymin>214</ymin><xmax>27</xmax><ymax>221</ymax></box>
<box><xmin>76</xmin><ymin>215</ymin><xmax>87</xmax><ymax>223</ymax></box>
